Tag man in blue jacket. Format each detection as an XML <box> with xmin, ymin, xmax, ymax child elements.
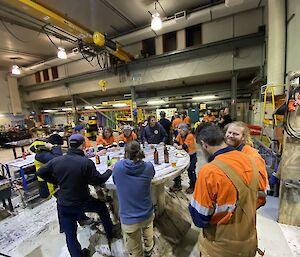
<box><xmin>37</xmin><ymin>134</ymin><xmax>116</xmax><ymax>257</ymax></box>
<box><xmin>142</xmin><ymin>115</ymin><xmax>168</xmax><ymax>144</ymax></box>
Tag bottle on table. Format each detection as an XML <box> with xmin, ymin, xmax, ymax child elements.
<box><xmin>106</xmin><ymin>155</ymin><xmax>111</xmax><ymax>167</ymax></box>
<box><xmin>164</xmin><ymin>145</ymin><xmax>169</xmax><ymax>163</ymax></box>
<box><xmin>95</xmin><ymin>154</ymin><xmax>100</xmax><ymax>164</ymax></box>
<box><xmin>154</xmin><ymin>148</ymin><xmax>159</xmax><ymax>165</ymax></box>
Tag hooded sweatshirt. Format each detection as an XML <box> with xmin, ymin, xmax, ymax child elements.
<box><xmin>113</xmin><ymin>159</ymin><xmax>155</xmax><ymax>225</ymax></box>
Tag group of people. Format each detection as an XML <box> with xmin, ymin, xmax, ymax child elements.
<box><xmin>31</xmin><ymin>109</ymin><xmax>268</xmax><ymax>257</ymax></box>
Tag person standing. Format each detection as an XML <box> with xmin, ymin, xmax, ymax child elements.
<box><xmin>159</xmin><ymin>111</ymin><xmax>171</xmax><ymax>144</ymax></box>
<box><xmin>218</xmin><ymin>107</ymin><xmax>232</xmax><ymax>128</ymax></box>
<box><xmin>171</xmin><ymin>112</ymin><xmax>183</xmax><ymax>138</ymax></box>
<box><xmin>225</xmin><ymin>121</ymin><xmax>268</xmax><ymax>207</ymax></box>
<box><xmin>37</xmin><ymin>134</ymin><xmax>117</xmax><ymax>257</ymax></box>
<box><xmin>203</xmin><ymin>110</ymin><xmax>216</xmax><ymax>123</ymax></box>
<box><xmin>74</xmin><ymin>125</ymin><xmax>93</xmax><ymax>150</ymax></box>
<box><xmin>142</xmin><ymin>115</ymin><xmax>168</xmax><ymax>144</ymax></box>
<box><xmin>170</xmin><ymin>123</ymin><xmax>197</xmax><ymax>194</ymax></box>
<box><xmin>189</xmin><ymin>124</ymin><xmax>264</xmax><ymax>257</ymax></box>
<box><xmin>113</xmin><ymin>141</ymin><xmax>155</xmax><ymax>257</ymax></box>
<box><xmin>30</xmin><ymin>134</ymin><xmax>63</xmax><ymax>198</ymax></box>
<box><xmin>181</xmin><ymin>110</ymin><xmax>191</xmax><ymax>124</ymax></box>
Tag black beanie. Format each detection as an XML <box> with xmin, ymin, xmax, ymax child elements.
<box><xmin>48</xmin><ymin>134</ymin><xmax>63</xmax><ymax>145</ymax></box>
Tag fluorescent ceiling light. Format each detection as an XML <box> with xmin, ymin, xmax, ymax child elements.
<box><xmin>62</xmin><ymin>107</ymin><xmax>72</xmax><ymax>111</ymax></box>
<box><xmin>43</xmin><ymin>109</ymin><xmax>57</xmax><ymax>113</ymax></box>
<box><xmin>151</xmin><ymin>12</ymin><xmax>162</xmax><ymax>31</ymax></box>
<box><xmin>192</xmin><ymin>95</ymin><xmax>216</xmax><ymax>101</ymax></box>
<box><xmin>57</xmin><ymin>47</ymin><xmax>67</xmax><ymax>59</ymax></box>
<box><xmin>147</xmin><ymin>99</ymin><xmax>165</xmax><ymax>105</ymax></box>
<box><xmin>11</xmin><ymin>65</ymin><xmax>21</xmax><ymax>75</ymax></box>
<box><xmin>84</xmin><ymin>106</ymin><xmax>95</xmax><ymax>110</ymax></box>
<box><xmin>112</xmin><ymin>103</ymin><xmax>128</xmax><ymax>108</ymax></box>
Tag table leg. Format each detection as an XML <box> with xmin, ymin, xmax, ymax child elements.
<box><xmin>20</xmin><ymin>167</ymin><xmax>28</xmax><ymax>192</ymax></box>
<box><xmin>12</xmin><ymin>148</ymin><xmax>17</xmax><ymax>159</ymax></box>
<box><xmin>154</xmin><ymin>184</ymin><xmax>166</xmax><ymax>217</ymax></box>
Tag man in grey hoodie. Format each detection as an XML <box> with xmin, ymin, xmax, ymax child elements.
<box><xmin>113</xmin><ymin>141</ymin><xmax>155</xmax><ymax>257</ymax></box>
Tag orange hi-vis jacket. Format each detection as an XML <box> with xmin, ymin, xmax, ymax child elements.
<box><xmin>96</xmin><ymin>135</ymin><xmax>117</xmax><ymax>151</ymax></box>
<box><xmin>84</xmin><ymin>136</ymin><xmax>93</xmax><ymax>149</ymax></box>
<box><xmin>203</xmin><ymin>115</ymin><xmax>216</xmax><ymax>122</ymax></box>
<box><xmin>189</xmin><ymin>147</ymin><xmax>263</xmax><ymax>227</ymax></box>
<box><xmin>175</xmin><ymin>133</ymin><xmax>196</xmax><ymax>155</ymax></box>
<box><xmin>183</xmin><ymin>116</ymin><xmax>191</xmax><ymax>123</ymax></box>
<box><xmin>118</xmin><ymin>132</ymin><xmax>137</xmax><ymax>145</ymax></box>
<box><xmin>237</xmin><ymin>144</ymin><xmax>268</xmax><ymax>208</ymax></box>
<box><xmin>172</xmin><ymin>117</ymin><xmax>183</xmax><ymax>129</ymax></box>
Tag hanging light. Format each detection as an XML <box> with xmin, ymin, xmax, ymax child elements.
<box><xmin>57</xmin><ymin>47</ymin><xmax>67</xmax><ymax>59</ymax></box>
<box><xmin>151</xmin><ymin>12</ymin><xmax>162</xmax><ymax>31</ymax></box>
<box><xmin>11</xmin><ymin>65</ymin><xmax>21</xmax><ymax>75</ymax></box>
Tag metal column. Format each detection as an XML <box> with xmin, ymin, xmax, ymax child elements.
<box><xmin>231</xmin><ymin>72</ymin><xmax>238</xmax><ymax>120</ymax></box>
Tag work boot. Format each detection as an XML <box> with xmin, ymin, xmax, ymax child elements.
<box><xmin>78</xmin><ymin>216</ymin><xmax>94</xmax><ymax>226</ymax></box>
<box><xmin>82</xmin><ymin>248</ymin><xmax>90</xmax><ymax>257</ymax></box>
<box><xmin>169</xmin><ymin>184</ymin><xmax>182</xmax><ymax>192</ymax></box>
<box><xmin>185</xmin><ymin>186</ymin><xmax>194</xmax><ymax>194</ymax></box>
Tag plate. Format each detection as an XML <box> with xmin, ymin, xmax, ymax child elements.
<box><xmin>174</xmin><ymin>152</ymin><xmax>188</xmax><ymax>158</ymax></box>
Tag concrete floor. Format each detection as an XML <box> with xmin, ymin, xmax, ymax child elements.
<box><xmin>0</xmin><ymin>147</ymin><xmax>299</xmax><ymax>257</ymax></box>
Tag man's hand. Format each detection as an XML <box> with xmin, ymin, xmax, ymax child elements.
<box><xmin>45</xmin><ymin>143</ymin><xmax>54</xmax><ymax>149</ymax></box>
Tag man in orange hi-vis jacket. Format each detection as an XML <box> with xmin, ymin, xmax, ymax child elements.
<box><xmin>189</xmin><ymin>124</ymin><xmax>265</xmax><ymax>257</ymax></box>
<box><xmin>225</xmin><ymin>121</ymin><xmax>268</xmax><ymax>208</ymax></box>
<box><xmin>118</xmin><ymin>125</ymin><xmax>137</xmax><ymax>147</ymax></box>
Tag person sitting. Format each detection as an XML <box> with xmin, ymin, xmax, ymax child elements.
<box><xmin>170</xmin><ymin>123</ymin><xmax>197</xmax><ymax>194</ymax></box>
<box><xmin>113</xmin><ymin>141</ymin><xmax>155</xmax><ymax>257</ymax></box>
<box><xmin>37</xmin><ymin>134</ymin><xmax>118</xmax><ymax>257</ymax></box>
<box><xmin>96</xmin><ymin>127</ymin><xmax>118</xmax><ymax>151</ymax></box>
<box><xmin>74</xmin><ymin>124</ymin><xmax>93</xmax><ymax>151</ymax></box>
<box><xmin>142</xmin><ymin>115</ymin><xmax>168</xmax><ymax>144</ymax></box>
<box><xmin>118</xmin><ymin>125</ymin><xmax>137</xmax><ymax>147</ymax></box>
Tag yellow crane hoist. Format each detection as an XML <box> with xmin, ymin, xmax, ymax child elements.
<box><xmin>2</xmin><ymin>0</ymin><xmax>133</xmax><ymax>63</ymax></box>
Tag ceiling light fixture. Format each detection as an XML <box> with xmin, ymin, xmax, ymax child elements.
<box><xmin>112</xmin><ymin>103</ymin><xmax>128</xmax><ymax>108</ymax></box>
<box><xmin>192</xmin><ymin>95</ymin><xmax>216</xmax><ymax>101</ymax></box>
<box><xmin>11</xmin><ymin>65</ymin><xmax>21</xmax><ymax>75</ymax></box>
<box><xmin>43</xmin><ymin>109</ymin><xmax>58</xmax><ymax>113</ymax></box>
<box><xmin>57</xmin><ymin>47</ymin><xmax>67</xmax><ymax>59</ymax></box>
<box><xmin>62</xmin><ymin>107</ymin><xmax>72</xmax><ymax>111</ymax></box>
<box><xmin>147</xmin><ymin>99</ymin><xmax>165</xmax><ymax>105</ymax></box>
<box><xmin>151</xmin><ymin>1</ymin><xmax>162</xmax><ymax>31</ymax></box>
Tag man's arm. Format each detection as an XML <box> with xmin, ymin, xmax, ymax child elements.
<box><xmin>86</xmin><ymin>159</ymin><xmax>112</xmax><ymax>186</ymax></box>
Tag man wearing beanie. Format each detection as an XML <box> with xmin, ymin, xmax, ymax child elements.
<box><xmin>74</xmin><ymin>124</ymin><xmax>93</xmax><ymax>150</ymax></box>
<box><xmin>30</xmin><ymin>134</ymin><xmax>64</xmax><ymax>198</ymax></box>
<box><xmin>37</xmin><ymin>134</ymin><xmax>117</xmax><ymax>257</ymax></box>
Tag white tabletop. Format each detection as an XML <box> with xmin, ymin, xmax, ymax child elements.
<box><xmin>5</xmin><ymin>154</ymin><xmax>36</xmax><ymax>168</ymax></box>
<box><xmin>92</xmin><ymin>145</ymin><xmax>190</xmax><ymax>189</ymax></box>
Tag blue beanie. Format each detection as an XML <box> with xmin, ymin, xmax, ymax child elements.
<box><xmin>69</xmin><ymin>134</ymin><xmax>85</xmax><ymax>148</ymax></box>
<box><xmin>74</xmin><ymin>125</ymin><xmax>85</xmax><ymax>132</ymax></box>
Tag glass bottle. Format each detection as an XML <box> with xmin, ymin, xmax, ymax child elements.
<box><xmin>164</xmin><ymin>145</ymin><xmax>169</xmax><ymax>163</ymax></box>
<box><xmin>154</xmin><ymin>148</ymin><xmax>159</xmax><ymax>165</ymax></box>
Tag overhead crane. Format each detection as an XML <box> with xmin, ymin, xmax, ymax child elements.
<box><xmin>1</xmin><ymin>0</ymin><xmax>133</xmax><ymax>63</ymax></box>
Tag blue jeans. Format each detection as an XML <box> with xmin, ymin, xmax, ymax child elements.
<box><xmin>57</xmin><ymin>197</ymin><xmax>113</xmax><ymax>257</ymax></box>
<box><xmin>174</xmin><ymin>153</ymin><xmax>197</xmax><ymax>187</ymax></box>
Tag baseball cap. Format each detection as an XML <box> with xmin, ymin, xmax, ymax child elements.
<box><xmin>123</xmin><ymin>125</ymin><xmax>132</xmax><ymax>130</ymax></box>
<box><xmin>74</xmin><ymin>125</ymin><xmax>85</xmax><ymax>132</ymax></box>
<box><xmin>69</xmin><ymin>134</ymin><xmax>85</xmax><ymax>148</ymax></box>
<box><xmin>178</xmin><ymin>123</ymin><xmax>189</xmax><ymax>131</ymax></box>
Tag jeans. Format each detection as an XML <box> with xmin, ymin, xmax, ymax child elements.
<box><xmin>57</xmin><ymin>197</ymin><xmax>113</xmax><ymax>257</ymax></box>
<box><xmin>174</xmin><ymin>153</ymin><xmax>197</xmax><ymax>187</ymax></box>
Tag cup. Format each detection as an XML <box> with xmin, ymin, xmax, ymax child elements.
<box><xmin>150</xmin><ymin>144</ymin><xmax>155</xmax><ymax>149</ymax></box>
<box><xmin>171</xmin><ymin>159</ymin><xmax>177</xmax><ymax>167</ymax></box>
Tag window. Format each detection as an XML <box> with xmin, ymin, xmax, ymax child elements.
<box><xmin>163</xmin><ymin>31</ymin><xmax>177</xmax><ymax>53</ymax></box>
<box><xmin>35</xmin><ymin>72</ymin><xmax>41</xmax><ymax>83</ymax></box>
<box><xmin>42</xmin><ymin>69</ymin><xmax>49</xmax><ymax>81</ymax></box>
<box><xmin>142</xmin><ymin>37</ymin><xmax>156</xmax><ymax>57</ymax></box>
<box><xmin>51</xmin><ymin>66</ymin><xmax>59</xmax><ymax>79</ymax></box>
<box><xmin>186</xmin><ymin>25</ymin><xmax>202</xmax><ymax>47</ymax></box>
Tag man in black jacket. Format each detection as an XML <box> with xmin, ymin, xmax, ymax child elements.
<box><xmin>142</xmin><ymin>115</ymin><xmax>168</xmax><ymax>144</ymax></box>
<box><xmin>37</xmin><ymin>134</ymin><xmax>115</xmax><ymax>257</ymax></box>
<box><xmin>159</xmin><ymin>111</ymin><xmax>171</xmax><ymax>144</ymax></box>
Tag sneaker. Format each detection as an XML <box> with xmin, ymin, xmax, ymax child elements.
<box><xmin>169</xmin><ymin>185</ymin><xmax>182</xmax><ymax>192</ymax></box>
<box><xmin>144</xmin><ymin>238</ymin><xmax>155</xmax><ymax>257</ymax></box>
<box><xmin>78</xmin><ymin>217</ymin><xmax>94</xmax><ymax>226</ymax></box>
<box><xmin>82</xmin><ymin>248</ymin><xmax>90</xmax><ymax>257</ymax></box>
<box><xmin>185</xmin><ymin>186</ymin><xmax>194</xmax><ymax>194</ymax></box>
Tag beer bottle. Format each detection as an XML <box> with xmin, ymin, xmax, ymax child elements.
<box><xmin>154</xmin><ymin>148</ymin><xmax>159</xmax><ymax>165</ymax></box>
<box><xmin>95</xmin><ymin>154</ymin><xmax>100</xmax><ymax>164</ymax></box>
<box><xmin>164</xmin><ymin>145</ymin><xmax>169</xmax><ymax>163</ymax></box>
<box><xmin>107</xmin><ymin>155</ymin><xmax>111</xmax><ymax>166</ymax></box>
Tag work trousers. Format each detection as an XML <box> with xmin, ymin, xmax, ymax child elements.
<box><xmin>121</xmin><ymin>214</ymin><xmax>154</xmax><ymax>257</ymax></box>
<box><xmin>57</xmin><ymin>197</ymin><xmax>113</xmax><ymax>257</ymax></box>
<box><xmin>174</xmin><ymin>153</ymin><xmax>197</xmax><ymax>187</ymax></box>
